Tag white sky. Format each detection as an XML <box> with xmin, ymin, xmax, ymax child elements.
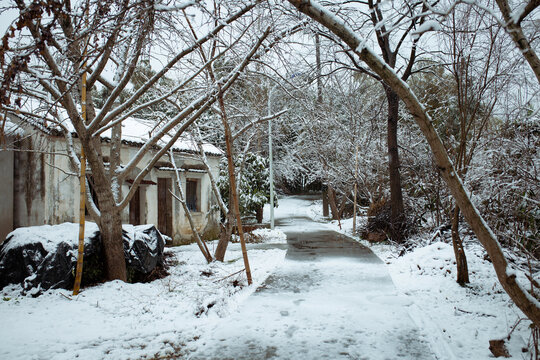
<box><xmin>0</xmin><ymin>6</ymin><xmax>18</xmax><ymax>35</ymax></box>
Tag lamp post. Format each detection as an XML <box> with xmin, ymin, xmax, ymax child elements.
<box><xmin>268</xmin><ymin>85</ymin><xmax>275</xmax><ymax>229</ymax></box>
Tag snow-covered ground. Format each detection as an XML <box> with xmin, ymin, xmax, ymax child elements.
<box><xmin>286</xmin><ymin>196</ymin><xmax>536</xmax><ymax>360</ymax></box>
<box><xmin>1</xmin><ymin>195</ymin><xmax>536</xmax><ymax>359</ymax></box>
<box><xmin>0</xmin><ymin>235</ymin><xmax>286</xmax><ymax>359</ymax></box>
<box><xmin>189</xmin><ymin>198</ymin><xmax>435</xmax><ymax>359</ymax></box>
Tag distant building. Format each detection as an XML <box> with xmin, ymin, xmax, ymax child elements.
<box><xmin>0</xmin><ymin>114</ymin><xmax>222</xmax><ymax>245</ymax></box>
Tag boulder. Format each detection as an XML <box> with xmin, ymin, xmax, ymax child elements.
<box><xmin>122</xmin><ymin>224</ymin><xmax>165</xmax><ymax>282</ymax></box>
<box><xmin>0</xmin><ymin>223</ymin><xmax>102</xmax><ymax>294</ymax></box>
<box><xmin>0</xmin><ymin>223</ymin><xmax>165</xmax><ymax>295</ymax></box>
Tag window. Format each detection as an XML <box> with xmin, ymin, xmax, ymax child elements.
<box><xmin>186</xmin><ymin>179</ymin><xmax>198</xmax><ymax>211</ymax></box>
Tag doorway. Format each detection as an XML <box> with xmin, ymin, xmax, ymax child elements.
<box><xmin>157</xmin><ymin>178</ymin><xmax>172</xmax><ymax>236</ymax></box>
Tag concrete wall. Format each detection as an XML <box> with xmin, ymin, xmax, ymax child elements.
<box><xmin>8</xmin><ymin>134</ymin><xmax>222</xmax><ymax>244</ymax></box>
<box><xmin>0</xmin><ymin>147</ymin><xmax>14</xmax><ymax>243</ymax></box>
<box><xmin>12</xmin><ymin>135</ymin><xmax>79</xmax><ymax>229</ymax></box>
<box><xmin>117</xmin><ymin>146</ymin><xmax>222</xmax><ymax>243</ymax></box>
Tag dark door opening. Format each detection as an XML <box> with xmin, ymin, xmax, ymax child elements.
<box><xmin>129</xmin><ymin>187</ymin><xmax>140</xmax><ymax>225</ymax></box>
<box><xmin>158</xmin><ymin>178</ymin><xmax>172</xmax><ymax>236</ymax></box>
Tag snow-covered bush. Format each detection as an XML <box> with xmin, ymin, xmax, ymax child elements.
<box><xmin>469</xmin><ymin>119</ymin><xmax>540</xmax><ymax>260</ymax></box>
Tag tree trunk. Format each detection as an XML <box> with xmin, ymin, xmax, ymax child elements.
<box><xmin>98</xmin><ymin>202</ymin><xmax>127</xmax><ymax>281</ymax></box>
<box><xmin>435</xmin><ymin>171</ymin><xmax>442</xmax><ymax>228</ymax></box>
<box><xmin>451</xmin><ymin>205</ymin><xmax>470</xmax><ymax>285</ymax></box>
<box><xmin>214</xmin><ymin>185</ymin><xmax>234</xmax><ymax>262</ymax></box>
<box><xmin>337</xmin><ymin>193</ymin><xmax>348</xmax><ymax>220</ymax></box>
<box><xmin>83</xmin><ymin>135</ymin><xmax>127</xmax><ymax>282</ymax></box>
<box><xmin>385</xmin><ymin>87</ymin><xmax>405</xmax><ymax>242</ymax></box>
<box><xmin>256</xmin><ymin>207</ymin><xmax>263</xmax><ymax>224</ymax></box>
<box><xmin>327</xmin><ymin>186</ymin><xmax>340</xmax><ymax>220</ymax></box>
<box><xmin>322</xmin><ymin>187</ymin><xmax>329</xmax><ymax>217</ymax></box>
<box><xmin>221</xmin><ymin>108</ymin><xmax>253</xmax><ymax>283</ymax></box>
<box><xmin>215</xmin><ymin>211</ymin><xmax>234</xmax><ymax>262</ymax></box>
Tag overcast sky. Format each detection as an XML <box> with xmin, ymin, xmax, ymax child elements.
<box><xmin>0</xmin><ymin>6</ymin><xmax>18</xmax><ymax>35</ymax></box>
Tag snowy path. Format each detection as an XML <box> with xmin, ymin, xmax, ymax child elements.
<box><xmin>186</xmin><ymin>196</ymin><xmax>435</xmax><ymax>359</ymax></box>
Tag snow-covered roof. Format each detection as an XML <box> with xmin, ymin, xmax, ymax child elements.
<box><xmin>2</xmin><ymin>119</ymin><xmax>26</xmax><ymax>138</ymax></box>
<box><xmin>7</xmin><ymin>106</ymin><xmax>223</xmax><ymax>157</ymax></box>
<box><xmin>156</xmin><ymin>166</ymin><xmax>207</xmax><ymax>173</ymax></box>
<box><xmin>98</xmin><ymin>117</ymin><xmax>223</xmax><ymax>157</ymax></box>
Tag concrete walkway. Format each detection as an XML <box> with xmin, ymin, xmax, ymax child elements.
<box><xmin>188</xmin><ymin>197</ymin><xmax>435</xmax><ymax>360</ymax></box>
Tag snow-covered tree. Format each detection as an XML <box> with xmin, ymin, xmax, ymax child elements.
<box><xmin>0</xmin><ymin>0</ymin><xmax>270</xmax><ymax>281</ymax></box>
<box><xmin>285</xmin><ymin>0</ymin><xmax>540</xmax><ymax>327</ymax></box>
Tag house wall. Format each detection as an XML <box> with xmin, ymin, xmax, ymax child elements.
<box><xmin>172</xmin><ymin>168</ymin><xmax>211</xmax><ymax>242</ymax></box>
<box><xmin>136</xmin><ymin>153</ymin><xmax>221</xmax><ymax>245</ymax></box>
<box><xmin>0</xmin><ymin>145</ymin><xmax>14</xmax><ymax>243</ymax></box>
<box><xmin>8</xmin><ymin>134</ymin><xmax>222</xmax><ymax>245</ymax></box>
<box><xmin>110</xmin><ymin>145</ymin><xmax>221</xmax><ymax>244</ymax></box>
<box><xmin>12</xmin><ymin>135</ymin><xmax>80</xmax><ymax>232</ymax></box>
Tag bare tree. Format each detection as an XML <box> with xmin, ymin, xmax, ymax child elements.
<box><xmin>439</xmin><ymin>2</ymin><xmax>517</xmax><ymax>285</ymax></box>
<box><xmin>495</xmin><ymin>0</ymin><xmax>540</xmax><ymax>83</ymax></box>
<box><xmin>189</xmin><ymin>15</ymin><xmax>299</xmax><ymax>262</ymax></box>
<box><xmin>311</xmin><ymin>0</ymin><xmax>435</xmax><ymax>240</ymax></box>
<box><xmin>0</xmin><ymin>0</ymin><xmax>262</xmax><ymax>281</ymax></box>
<box><xmin>425</xmin><ymin>0</ymin><xmax>540</xmax><ymax>83</ymax></box>
<box><xmin>287</xmin><ymin>0</ymin><xmax>540</xmax><ymax>327</ymax></box>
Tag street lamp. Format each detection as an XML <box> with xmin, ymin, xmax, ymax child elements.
<box><xmin>268</xmin><ymin>85</ymin><xmax>275</xmax><ymax>229</ymax></box>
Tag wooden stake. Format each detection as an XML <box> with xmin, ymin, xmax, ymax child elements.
<box><xmin>73</xmin><ymin>9</ymin><xmax>89</xmax><ymax>296</ymax></box>
<box><xmin>168</xmin><ymin>151</ymin><xmax>212</xmax><ymax>263</ymax></box>
<box><xmin>217</xmin><ymin>86</ymin><xmax>252</xmax><ymax>285</ymax></box>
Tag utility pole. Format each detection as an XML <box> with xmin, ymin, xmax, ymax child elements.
<box><xmin>315</xmin><ymin>32</ymin><xmax>329</xmax><ymax>217</ymax></box>
<box><xmin>353</xmin><ymin>145</ymin><xmax>358</xmax><ymax>234</ymax></box>
<box><xmin>268</xmin><ymin>85</ymin><xmax>275</xmax><ymax>229</ymax></box>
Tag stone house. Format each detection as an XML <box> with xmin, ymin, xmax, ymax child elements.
<box><xmin>0</xmin><ymin>115</ymin><xmax>222</xmax><ymax>245</ymax></box>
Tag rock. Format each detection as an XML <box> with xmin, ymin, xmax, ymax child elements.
<box><xmin>0</xmin><ymin>223</ymin><xmax>165</xmax><ymax>294</ymax></box>
<box><xmin>489</xmin><ymin>339</ymin><xmax>511</xmax><ymax>358</ymax></box>
<box><xmin>123</xmin><ymin>225</ymin><xmax>165</xmax><ymax>282</ymax></box>
<box><xmin>0</xmin><ymin>241</ymin><xmax>47</xmax><ymax>290</ymax></box>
